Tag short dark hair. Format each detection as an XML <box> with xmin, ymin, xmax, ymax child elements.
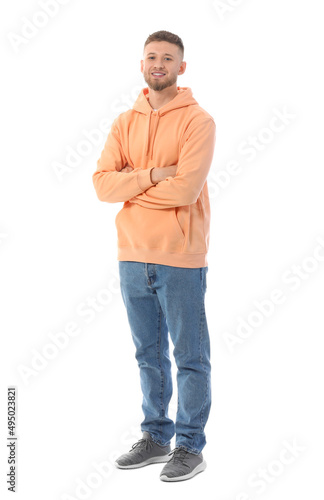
<box><xmin>144</xmin><ymin>30</ymin><xmax>184</xmax><ymax>61</ymax></box>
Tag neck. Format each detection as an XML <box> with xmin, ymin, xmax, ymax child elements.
<box><xmin>148</xmin><ymin>84</ymin><xmax>179</xmax><ymax>110</ymax></box>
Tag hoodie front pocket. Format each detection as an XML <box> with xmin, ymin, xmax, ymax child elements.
<box><xmin>180</xmin><ymin>201</ymin><xmax>207</xmax><ymax>254</ymax></box>
<box><xmin>174</xmin><ymin>206</ymin><xmax>187</xmax><ymax>239</ymax></box>
<box><xmin>115</xmin><ymin>203</ymin><xmax>185</xmax><ymax>252</ymax></box>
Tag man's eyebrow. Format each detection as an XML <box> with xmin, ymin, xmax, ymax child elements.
<box><xmin>146</xmin><ymin>52</ymin><xmax>174</xmax><ymax>57</ymax></box>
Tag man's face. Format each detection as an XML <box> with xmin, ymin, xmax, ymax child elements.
<box><xmin>141</xmin><ymin>41</ymin><xmax>186</xmax><ymax>91</ymax></box>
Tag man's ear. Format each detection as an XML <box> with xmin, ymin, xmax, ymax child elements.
<box><xmin>179</xmin><ymin>61</ymin><xmax>187</xmax><ymax>75</ymax></box>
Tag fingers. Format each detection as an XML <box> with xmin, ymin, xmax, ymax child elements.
<box><xmin>120</xmin><ymin>164</ymin><xmax>134</xmax><ymax>173</ymax></box>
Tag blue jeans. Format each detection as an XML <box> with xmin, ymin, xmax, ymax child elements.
<box><xmin>118</xmin><ymin>261</ymin><xmax>211</xmax><ymax>455</ymax></box>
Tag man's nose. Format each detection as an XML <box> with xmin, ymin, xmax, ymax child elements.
<box><xmin>153</xmin><ymin>60</ymin><xmax>165</xmax><ymax>67</ymax></box>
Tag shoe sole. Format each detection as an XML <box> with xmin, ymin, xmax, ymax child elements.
<box><xmin>115</xmin><ymin>454</ymin><xmax>170</xmax><ymax>469</ymax></box>
<box><xmin>160</xmin><ymin>460</ymin><xmax>207</xmax><ymax>482</ymax></box>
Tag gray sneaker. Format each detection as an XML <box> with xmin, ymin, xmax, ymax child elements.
<box><xmin>160</xmin><ymin>447</ymin><xmax>207</xmax><ymax>482</ymax></box>
<box><xmin>114</xmin><ymin>431</ymin><xmax>171</xmax><ymax>469</ymax></box>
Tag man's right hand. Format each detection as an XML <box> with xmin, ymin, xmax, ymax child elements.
<box><xmin>151</xmin><ymin>165</ymin><xmax>178</xmax><ymax>184</ymax></box>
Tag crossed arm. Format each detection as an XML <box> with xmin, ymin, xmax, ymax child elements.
<box><xmin>126</xmin><ymin>118</ymin><xmax>216</xmax><ymax>209</ymax></box>
<box><xmin>120</xmin><ymin>163</ymin><xmax>177</xmax><ymax>183</ymax></box>
<box><xmin>93</xmin><ymin>116</ymin><xmax>216</xmax><ymax>208</ymax></box>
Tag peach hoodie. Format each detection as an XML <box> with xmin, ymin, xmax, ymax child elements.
<box><xmin>92</xmin><ymin>86</ymin><xmax>216</xmax><ymax>268</ymax></box>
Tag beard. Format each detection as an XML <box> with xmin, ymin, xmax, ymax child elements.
<box><xmin>143</xmin><ymin>70</ymin><xmax>178</xmax><ymax>91</ymax></box>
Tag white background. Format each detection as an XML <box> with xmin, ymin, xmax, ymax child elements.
<box><xmin>1</xmin><ymin>0</ymin><xmax>323</xmax><ymax>498</ymax></box>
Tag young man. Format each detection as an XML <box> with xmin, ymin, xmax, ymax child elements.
<box><xmin>92</xmin><ymin>30</ymin><xmax>216</xmax><ymax>482</ymax></box>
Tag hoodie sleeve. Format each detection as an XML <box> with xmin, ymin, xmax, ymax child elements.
<box><xmin>128</xmin><ymin>118</ymin><xmax>216</xmax><ymax>209</ymax></box>
<box><xmin>92</xmin><ymin>117</ymin><xmax>155</xmax><ymax>203</ymax></box>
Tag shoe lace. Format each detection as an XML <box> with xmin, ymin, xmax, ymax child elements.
<box><xmin>167</xmin><ymin>448</ymin><xmax>191</xmax><ymax>469</ymax></box>
<box><xmin>129</xmin><ymin>437</ymin><xmax>154</xmax><ymax>453</ymax></box>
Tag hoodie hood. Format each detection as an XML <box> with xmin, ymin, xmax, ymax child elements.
<box><xmin>132</xmin><ymin>87</ymin><xmax>198</xmax><ymax>159</ymax></box>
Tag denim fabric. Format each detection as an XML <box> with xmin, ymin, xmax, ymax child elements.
<box><xmin>118</xmin><ymin>261</ymin><xmax>211</xmax><ymax>455</ymax></box>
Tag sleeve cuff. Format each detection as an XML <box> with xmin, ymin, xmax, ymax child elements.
<box><xmin>137</xmin><ymin>167</ymin><xmax>155</xmax><ymax>191</ymax></box>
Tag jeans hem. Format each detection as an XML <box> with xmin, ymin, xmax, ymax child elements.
<box><xmin>151</xmin><ymin>436</ymin><xmax>171</xmax><ymax>447</ymax></box>
<box><xmin>142</xmin><ymin>429</ymin><xmax>172</xmax><ymax>447</ymax></box>
<box><xmin>176</xmin><ymin>444</ymin><xmax>202</xmax><ymax>455</ymax></box>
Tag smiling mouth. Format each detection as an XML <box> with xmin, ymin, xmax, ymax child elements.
<box><xmin>152</xmin><ymin>73</ymin><xmax>166</xmax><ymax>78</ymax></box>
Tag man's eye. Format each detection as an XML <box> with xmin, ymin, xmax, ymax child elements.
<box><xmin>148</xmin><ymin>57</ymin><xmax>172</xmax><ymax>60</ymax></box>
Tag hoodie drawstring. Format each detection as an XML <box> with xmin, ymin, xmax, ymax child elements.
<box><xmin>145</xmin><ymin>110</ymin><xmax>161</xmax><ymax>160</ymax></box>
<box><xmin>135</xmin><ymin>88</ymin><xmax>194</xmax><ymax>160</ymax></box>
<box><xmin>150</xmin><ymin>114</ymin><xmax>160</xmax><ymax>160</ymax></box>
<box><xmin>145</xmin><ymin>111</ymin><xmax>152</xmax><ymax>157</ymax></box>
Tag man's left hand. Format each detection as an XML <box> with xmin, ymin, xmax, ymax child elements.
<box><xmin>120</xmin><ymin>163</ymin><xmax>134</xmax><ymax>173</ymax></box>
